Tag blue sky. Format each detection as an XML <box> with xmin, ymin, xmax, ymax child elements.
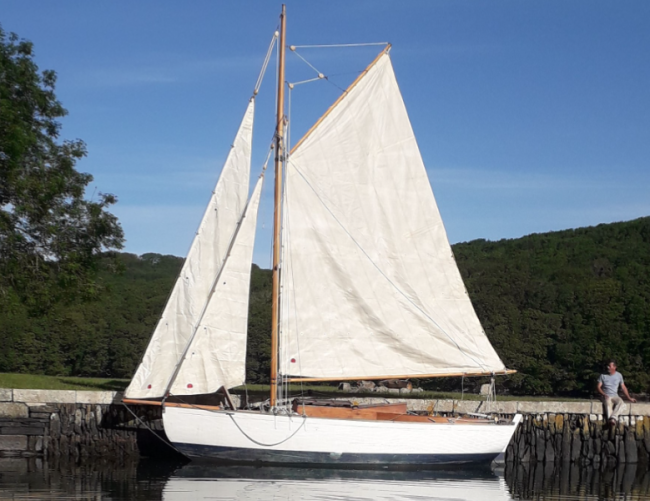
<box><xmin>2</xmin><ymin>1</ymin><xmax>649</xmax><ymax>267</ymax></box>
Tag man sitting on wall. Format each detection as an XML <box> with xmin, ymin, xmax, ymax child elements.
<box><xmin>597</xmin><ymin>359</ymin><xmax>636</xmax><ymax>426</ymax></box>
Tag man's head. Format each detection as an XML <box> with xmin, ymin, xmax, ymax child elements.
<box><xmin>606</xmin><ymin>360</ymin><xmax>617</xmax><ymax>375</ymax></box>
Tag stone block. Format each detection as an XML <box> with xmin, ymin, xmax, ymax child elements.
<box><xmin>75</xmin><ymin>391</ymin><xmax>118</xmax><ymax>405</ymax></box>
<box><xmin>0</xmin><ymin>425</ymin><xmax>45</xmax><ymax>436</ymax></box>
<box><xmin>488</xmin><ymin>401</ymin><xmax>518</xmax><ymax>414</ymax></box>
<box><xmin>432</xmin><ymin>399</ymin><xmax>454</xmax><ymax>413</ymax></box>
<box><xmin>0</xmin><ymin>403</ymin><xmax>29</xmax><ymax>418</ymax></box>
<box><xmin>625</xmin><ymin>430</ymin><xmax>637</xmax><ymax>463</ymax></box>
<box><xmin>0</xmin><ymin>389</ymin><xmax>12</xmax><ymax>402</ymax></box>
<box><xmin>13</xmin><ymin>390</ymin><xmax>76</xmax><ymax>404</ymax></box>
<box><xmin>455</xmin><ymin>400</ymin><xmax>481</xmax><ymax>414</ymax></box>
<box><xmin>517</xmin><ymin>401</ymin><xmax>593</xmax><ymax>414</ymax></box>
<box><xmin>0</xmin><ymin>435</ymin><xmax>27</xmax><ymax>451</ymax></box>
<box><xmin>28</xmin><ymin>436</ymin><xmax>43</xmax><ymax>452</ymax></box>
<box><xmin>631</xmin><ymin>403</ymin><xmax>650</xmax><ymax>416</ymax></box>
<box><xmin>0</xmin><ymin>458</ymin><xmax>27</xmax><ymax>472</ymax></box>
<box><xmin>404</xmin><ymin>400</ymin><xmax>428</xmax><ymax>412</ymax></box>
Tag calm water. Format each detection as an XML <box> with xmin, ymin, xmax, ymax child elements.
<box><xmin>1</xmin><ymin>457</ymin><xmax>649</xmax><ymax>500</ymax></box>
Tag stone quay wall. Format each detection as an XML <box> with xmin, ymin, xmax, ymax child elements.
<box><xmin>0</xmin><ymin>389</ymin><xmax>167</xmax><ymax>460</ymax></box>
<box><xmin>2</xmin><ymin>389</ymin><xmax>650</xmax><ymax>465</ymax></box>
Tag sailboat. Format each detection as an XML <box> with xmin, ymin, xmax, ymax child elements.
<box><xmin>123</xmin><ymin>5</ymin><xmax>522</xmax><ymax>466</ymax></box>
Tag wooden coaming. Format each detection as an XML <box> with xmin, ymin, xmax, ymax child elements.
<box><xmin>293</xmin><ymin>402</ymin><xmax>406</xmax><ymax>420</ymax></box>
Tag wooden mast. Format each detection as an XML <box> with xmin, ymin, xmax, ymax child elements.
<box><xmin>270</xmin><ymin>4</ymin><xmax>286</xmax><ymax>408</ymax></box>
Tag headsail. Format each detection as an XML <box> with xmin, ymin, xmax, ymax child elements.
<box><xmin>280</xmin><ymin>53</ymin><xmax>506</xmax><ymax>380</ymax></box>
<box><xmin>125</xmin><ymin>100</ymin><xmax>255</xmax><ymax>399</ymax></box>
<box><xmin>169</xmin><ymin>176</ymin><xmax>264</xmax><ymax>395</ymax></box>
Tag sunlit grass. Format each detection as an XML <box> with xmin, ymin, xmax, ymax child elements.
<box><xmin>0</xmin><ymin>373</ymin><xmax>129</xmax><ymax>391</ymax></box>
<box><xmin>0</xmin><ymin>374</ymin><xmax>588</xmax><ymax>402</ymax></box>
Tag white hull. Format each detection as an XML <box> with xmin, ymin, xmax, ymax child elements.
<box><xmin>163</xmin><ymin>407</ymin><xmax>521</xmax><ymax>466</ymax></box>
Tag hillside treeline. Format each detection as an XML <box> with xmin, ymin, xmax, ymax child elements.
<box><xmin>1</xmin><ymin>217</ymin><xmax>649</xmax><ymax>397</ymax></box>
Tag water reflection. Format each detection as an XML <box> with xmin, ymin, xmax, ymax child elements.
<box><xmin>1</xmin><ymin>457</ymin><xmax>650</xmax><ymax>500</ymax></box>
<box><xmin>164</xmin><ymin>464</ymin><xmax>509</xmax><ymax>501</ymax></box>
<box><xmin>505</xmin><ymin>462</ymin><xmax>650</xmax><ymax>500</ymax></box>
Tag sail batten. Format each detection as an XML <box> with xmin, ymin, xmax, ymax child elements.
<box><xmin>124</xmin><ymin>100</ymin><xmax>255</xmax><ymax>400</ymax></box>
<box><xmin>280</xmin><ymin>54</ymin><xmax>506</xmax><ymax>379</ymax></box>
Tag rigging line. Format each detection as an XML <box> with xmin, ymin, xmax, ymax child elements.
<box><xmin>227</xmin><ymin>412</ymin><xmax>307</xmax><ymax>447</ymax></box>
<box><xmin>254</xmin><ymin>32</ymin><xmax>278</xmax><ymax>95</ymax></box>
<box><xmin>291</xmin><ymin>42</ymin><xmax>389</xmax><ymax>49</ymax></box>
<box><xmin>122</xmin><ymin>403</ymin><xmax>182</xmax><ymax>454</ymax></box>
<box><xmin>287</xmin><ymin>160</ymin><xmax>490</xmax><ymax>372</ymax></box>
<box><xmin>290</xmin><ymin>49</ymin><xmax>323</xmax><ymax>76</ymax></box>
<box><xmin>290</xmin><ymin>49</ymin><xmax>349</xmax><ymax>95</ymax></box>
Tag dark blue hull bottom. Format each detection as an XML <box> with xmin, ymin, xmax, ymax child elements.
<box><xmin>173</xmin><ymin>442</ymin><xmax>498</xmax><ymax>467</ymax></box>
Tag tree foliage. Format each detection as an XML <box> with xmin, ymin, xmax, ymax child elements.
<box><xmin>0</xmin><ymin>26</ymin><xmax>123</xmax><ymax>314</ymax></box>
<box><xmin>453</xmin><ymin>216</ymin><xmax>650</xmax><ymax>396</ymax></box>
<box><xmin>2</xmin><ymin>218</ymin><xmax>648</xmax><ymax>397</ymax></box>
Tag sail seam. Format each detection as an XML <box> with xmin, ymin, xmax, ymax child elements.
<box><xmin>286</xmin><ymin>159</ymin><xmax>489</xmax><ymax>372</ymax></box>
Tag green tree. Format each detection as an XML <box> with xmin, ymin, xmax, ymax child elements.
<box><xmin>0</xmin><ymin>26</ymin><xmax>124</xmax><ymax>314</ymax></box>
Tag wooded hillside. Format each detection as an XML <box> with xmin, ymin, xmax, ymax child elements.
<box><xmin>1</xmin><ymin>217</ymin><xmax>648</xmax><ymax>397</ymax></box>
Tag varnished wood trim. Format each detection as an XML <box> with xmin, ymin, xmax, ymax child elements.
<box><xmin>289</xmin><ymin>44</ymin><xmax>391</xmax><ymax>154</ymax></box>
<box><xmin>122</xmin><ymin>399</ymin><xmax>221</xmax><ymax>411</ymax></box>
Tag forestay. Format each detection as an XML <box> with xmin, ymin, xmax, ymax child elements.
<box><xmin>125</xmin><ymin>100</ymin><xmax>254</xmax><ymax>399</ymax></box>
<box><xmin>280</xmin><ymin>54</ymin><xmax>506</xmax><ymax>380</ymax></box>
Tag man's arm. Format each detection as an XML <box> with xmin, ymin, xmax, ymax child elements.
<box><xmin>597</xmin><ymin>381</ymin><xmax>608</xmax><ymax>399</ymax></box>
<box><xmin>621</xmin><ymin>383</ymin><xmax>637</xmax><ymax>403</ymax></box>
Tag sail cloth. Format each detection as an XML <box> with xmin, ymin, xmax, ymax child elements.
<box><xmin>280</xmin><ymin>54</ymin><xmax>506</xmax><ymax>379</ymax></box>
<box><xmin>125</xmin><ymin>100</ymin><xmax>255</xmax><ymax>399</ymax></box>
<box><xmin>169</xmin><ymin>176</ymin><xmax>264</xmax><ymax>395</ymax></box>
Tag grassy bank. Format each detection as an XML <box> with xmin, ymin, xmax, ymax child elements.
<box><xmin>0</xmin><ymin>374</ymin><xmax>588</xmax><ymax>401</ymax></box>
<box><xmin>0</xmin><ymin>373</ymin><xmax>129</xmax><ymax>392</ymax></box>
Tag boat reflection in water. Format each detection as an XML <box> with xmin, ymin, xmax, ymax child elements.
<box><xmin>2</xmin><ymin>457</ymin><xmax>650</xmax><ymax>500</ymax></box>
<box><xmin>163</xmin><ymin>464</ymin><xmax>511</xmax><ymax>501</ymax></box>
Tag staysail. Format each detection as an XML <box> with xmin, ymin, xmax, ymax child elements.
<box><xmin>279</xmin><ymin>53</ymin><xmax>506</xmax><ymax>380</ymax></box>
<box><xmin>125</xmin><ymin>100</ymin><xmax>255</xmax><ymax>399</ymax></box>
<box><xmin>169</xmin><ymin>176</ymin><xmax>263</xmax><ymax>394</ymax></box>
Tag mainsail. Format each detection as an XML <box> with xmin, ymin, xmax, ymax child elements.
<box><xmin>279</xmin><ymin>53</ymin><xmax>506</xmax><ymax>380</ymax></box>
<box><xmin>125</xmin><ymin>100</ymin><xmax>255</xmax><ymax>399</ymax></box>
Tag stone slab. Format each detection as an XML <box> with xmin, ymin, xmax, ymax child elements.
<box><xmin>75</xmin><ymin>391</ymin><xmax>118</xmax><ymax>404</ymax></box>
<box><xmin>484</xmin><ymin>401</ymin><xmax>518</xmax><ymax>414</ymax></box>
<box><xmin>0</xmin><ymin>435</ymin><xmax>27</xmax><ymax>451</ymax></box>
<box><xmin>0</xmin><ymin>403</ymin><xmax>29</xmax><ymax>419</ymax></box>
<box><xmin>0</xmin><ymin>425</ymin><xmax>46</xmax><ymax>436</ymax></box>
<box><xmin>0</xmin><ymin>389</ymin><xmax>12</xmax><ymax>402</ymax></box>
<box><xmin>454</xmin><ymin>400</ymin><xmax>480</xmax><ymax>414</ymax></box>
<box><xmin>629</xmin><ymin>403</ymin><xmax>650</xmax><ymax>416</ymax></box>
<box><xmin>0</xmin><ymin>457</ymin><xmax>28</xmax><ymax>472</ymax></box>
<box><xmin>516</xmin><ymin>401</ymin><xmax>593</xmax><ymax>415</ymax></box>
<box><xmin>432</xmin><ymin>400</ymin><xmax>455</xmax><ymax>413</ymax></box>
<box><xmin>13</xmin><ymin>390</ymin><xmax>76</xmax><ymax>404</ymax></box>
